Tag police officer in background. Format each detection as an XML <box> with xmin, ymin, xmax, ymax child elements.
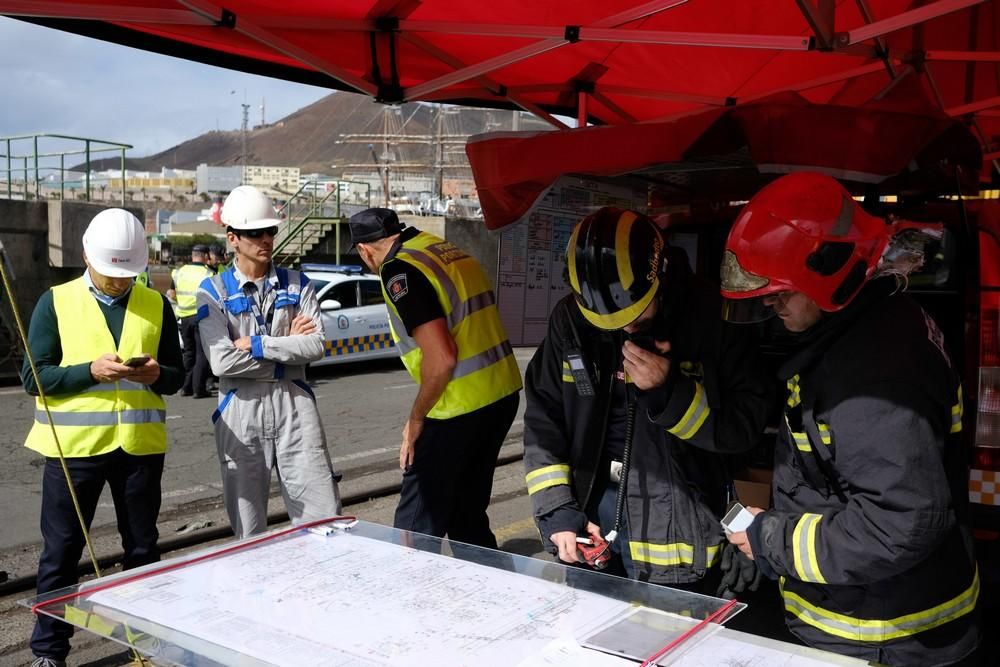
<box><xmin>208</xmin><ymin>243</ymin><xmax>227</xmax><ymax>274</ymax></box>
<box><xmin>722</xmin><ymin>173</ymin><xmax>979</xmax><ymax>666</ymax></box>
<box><xmin>349</xmin><ymin>208</ymin><xmax>522</xmax><ymax>549</ymax></box>
<box><xmin>168</xmin><ymin>244</ymin><xmax>215</xmax><ymax>397</ymax></box>
<box><xmin>22</xmin><ymin>209</ymin><xmax>183</xmax><ymax>667</ymax></box>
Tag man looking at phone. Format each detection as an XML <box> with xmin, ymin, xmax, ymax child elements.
<box><xmin>197</xmin><ymin>185</ymin><xmax>341</xmax><ymax>538</ymax></box>
<box><xmin>21</xmin><ymin>208</ymin><xmax>183</xmax><ymax>667</ymax></box>
<box><xmin>523</xmin><ymin>207</ymin><xmax>771</xmax><ymax>594</ymax></box>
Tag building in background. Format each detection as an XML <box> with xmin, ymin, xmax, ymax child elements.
<box><xmin>241</xmin><ymin>165</ymin><xmax>300</xmax><ymax>195</ymax></box>
<box><xmin>196</xmin><ymin>164</ymin><xmax>242</xmax><ymax>195</ymax></box>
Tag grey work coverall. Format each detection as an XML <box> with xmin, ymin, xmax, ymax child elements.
<box><xmin>197</xmin><ymin>264</ymin><xmax>341</xmax><ymax>538</ymax></box>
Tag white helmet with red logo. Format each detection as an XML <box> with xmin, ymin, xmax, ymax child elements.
<box><xmin>83</xmin><ymin>208</ymin><xmax>148</xmax><ymax>278</ymax></box>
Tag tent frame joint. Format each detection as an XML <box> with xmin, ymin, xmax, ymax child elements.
<box><xmin>376</xmin><ymin>84</ymin><xmax>405</xmax><ymax>104</ymax></box>
<box><xmin>375</xmin><ymin>16</ymin><xmax>399</xmax><ymax>32</ymax></box>
<box><xmin>216</xmin><ymin>8</ymin><xmax>236</xmax><ymax>29</ymax></box>
<box><xmin>564</xmin><ymin>25</ymin><xmax>581</xmax><ymax>43</ymax></box>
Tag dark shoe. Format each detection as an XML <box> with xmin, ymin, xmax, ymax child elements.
<box><xmin>30</xmin><ymin>657</ymin><xmax>67</xmax><ymax>667</ymax></box>
<box><xmin>181</xmin><ymin>390</ymin><xmax>193</xmax><ymax>397</ymax></box>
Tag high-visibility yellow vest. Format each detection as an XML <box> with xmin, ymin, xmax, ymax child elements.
<box><xmin>384</xmin><ymin>231</ymin><xmax>521</xmax><ymax>419</ymax></box>
<box><xmin>172</xmin><ymin>263</ymin><xmax>213</xmax><ymax>317</ymax></box>
<box><xmin>25</xmin><ymin>278</ymin><xmax>168</xmax><ymax>458</ymax></box>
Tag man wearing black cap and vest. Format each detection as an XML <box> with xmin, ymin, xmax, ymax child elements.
<box><xmin>349</xmin><ymin>208</ymin><xmax>522</xmax><ymax>549</ymax></box>
<box><xmin>168</xmin><ymin>244</ymin><xmax>215</xmax><ymax>397</ymax></box>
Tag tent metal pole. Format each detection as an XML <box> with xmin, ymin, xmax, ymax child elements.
<box><xmin>0</xmin><ymin>1</ymin><xmax>210</xmax><ymax>24</ymax></box>
<box><xmin>924</xmin><ymin>50</ymin><xmax>1000</xmax><ymax>62</ymax></box>
<box><xmin>178</xmin><ymin>0</ymin><xmax>378</xmax><ymax>96</ymax></box>
<box><xmin>844</xmin><ymin>0</ymin><xmax>986</xmax><ymax>46</ymax></box>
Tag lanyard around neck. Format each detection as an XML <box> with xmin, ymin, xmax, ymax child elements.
<box><xmin>243</xmin><ymin>282</ymin><xmax>271</xmax><ymax>336</ymax></box>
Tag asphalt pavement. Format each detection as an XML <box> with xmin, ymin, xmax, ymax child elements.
<box><xmin>0</xmin><ymin>348</ymin><xmax>544</xmax><ymax>665</ymax></box>
<box><xmin>0</xmin><ymin>349</ymin><xmax>535</xmax><ymax>552</ymax></box>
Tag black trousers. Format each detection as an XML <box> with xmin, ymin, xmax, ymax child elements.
<box><xmin>31</xmin><ymin>449</ymin><xmax>164</xmax><ymax>660</ymax></box>
<box><xmin>394</xmin><ymin>392</ymin><xmax>519</xmax><ymax>549</ymax></box>
<box><xmin>180</xmin><ymin>314</ymin><xmax>209</xmax><ymax>395</ymax></box>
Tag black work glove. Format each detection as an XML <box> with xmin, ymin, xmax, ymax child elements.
<box><xmin>715</xmin><ymin>542</ymin><xmax>762</xmax><ymax>600</ymax></box>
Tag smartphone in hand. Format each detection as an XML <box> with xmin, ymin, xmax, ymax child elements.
<box><xmin>721</xmin><ymin>502</ymin><xmax>756</xmax><ymax>536</ymax></box>
<box><xmin>123</xmin><ymin>355</ymin><xmax>151</xmax><ymax>367</ymax></box>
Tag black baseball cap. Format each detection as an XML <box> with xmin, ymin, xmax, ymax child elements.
<box><xmin>192</xmin><ymin>244</ymin><xmax>210</xmax><ymax>254</ymax></box>
<box><xmin>349</xmin><ymin>208</ymin><xmax>405</xmax><ymax>246</ymax></box>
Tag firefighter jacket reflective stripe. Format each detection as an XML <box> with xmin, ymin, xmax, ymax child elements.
<box><xmin>523</xmin><ymin>258</ymin><xmax>771</xmax><ymax>584</ymax></box>
<box><xmin>172</xmin><ymin>263</ymin><xmax>214</xmax><ymax>317</ymax></box>
<box><xmin>382</xmin><ymin>231</ymin><xmax>522</xmax><ymax>419</ymax></box>
<box><xmin>25</xmin><ymin>278</ymin><xmax>167</xmax><ymax>458</ymax></box>
<box><xmin>753</xmin><ymin>281</ymin><xmax>978</xmax><ymax>665</ymax></box>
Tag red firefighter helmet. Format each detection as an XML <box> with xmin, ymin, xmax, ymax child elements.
<box><xmin>720</xmin><ymin>172</ymin><xmax>894</xmax><ymax>323</ymax></box>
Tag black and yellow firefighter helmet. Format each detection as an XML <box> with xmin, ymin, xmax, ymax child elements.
<box><xmin>566</xmin><ymin>207</ymin><xmax>666</xmax><ymax>330</ymax></box>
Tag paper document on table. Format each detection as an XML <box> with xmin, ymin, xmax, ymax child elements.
<box><xmin>518</xmin><ymin>637</ymin><xmax>634</xmax><ymax>666</ymax></box>
<box><xmin>671</xmin><ymin>631</ymin><xmax>863</xmax><ymax>666</ymax></box>
<box><xmin>86</xmin><ymin>532</ymin><xmax>632</xmax><ymax>666</ymax></box>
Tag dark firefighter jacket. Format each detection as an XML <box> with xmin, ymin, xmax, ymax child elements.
<box><xmin>523</xmin><ymin>258</ymin><xmax>772</xmax><ymax>584</ymax></box>
<box><xmin>749</xmin><ymin>279</ymin><xmax>979</xmax><ymax>666</ymax></box>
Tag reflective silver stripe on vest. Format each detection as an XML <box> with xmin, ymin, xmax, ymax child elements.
<box><xmin>120</xmin><ymin>409</ymin><xmax>167</xmax><ymax>424</ymax></box>
<box><xmin>386</xmin><ymin>307</ymin><xmax>419</xmax><ymax>356</ymax></box>
<box><xmin>35</xmin><ymin>409</ymin><xmax>167</xmax><ymax>426</ymax></box>
<box><xmin>397</xmin><ymin>247</ymin><xmax>489</xmax><ymax>329</ymax></box>
<box><xmin>453</xmin><ymin>340</ymin><xmax>513</xmax><ymax>379</ymax></box>
<box><xmin>388</xmin><ymin>289</ymin><xmax>498</xmax><ymax>358</ymax></box>
<box><xmin>397</xmin><ymin>247</ymin><xmax>460</xmax><ymax>315</ymax></box>
<box><xmin>452</xmin><ymin>290</ymin><xmax>496</xmax><ymax>325</ymax></box>
<box><xmin>83</xmin><ymin>380</ymin><xmax>151</xmax><ymax>393</ymax></box>
<box><xmin>392</xmin><ymin>246</ymin><xmax>508</xmax><ymax>370</ymax></box>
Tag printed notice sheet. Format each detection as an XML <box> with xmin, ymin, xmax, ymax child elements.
<box><xmin>86</xmin><ymin>532</ymin><xmax>633</xmax><ymax>666</ymax></box>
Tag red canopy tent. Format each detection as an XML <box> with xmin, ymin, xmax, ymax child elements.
<box><xmin>468</xmin><ymin>86</ymin><xmax>984</xmax><ymax>227</ymax></box>
<box><xmin>5</xmin><ymin>0</ymin><xmax>998</xmax><ymax>225</ymax></box>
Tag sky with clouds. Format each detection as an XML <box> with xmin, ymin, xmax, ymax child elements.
<box><xmin>0</xmin><ymin>16</ymin><xmax>332</xmax><ymax>158</ymax></box>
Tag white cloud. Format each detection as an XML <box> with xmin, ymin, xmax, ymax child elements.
<box><xmin>0</xmin><ymin>17</ymin><xmax>330</xmax><ymax>157</ymax></box>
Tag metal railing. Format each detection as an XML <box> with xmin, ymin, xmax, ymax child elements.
<box><xmin>0</xmin><ymin>134</ymin><xmax>132</xmax><ymax>204</ymax></box>
<box><xmin>273</xmin><ymin>180</ymin><xmax>372</xmax><ymax>266</ymax></box>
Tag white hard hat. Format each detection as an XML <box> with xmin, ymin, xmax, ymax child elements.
<box><xmin>83</xmin><ymin>209</ymin><xmax>147</xmax><ymax>278</ymax></box>
<box><xmin>221</xmin><ymin>185</ymin><xmax>282</xmax><ymax>230</ymax></box>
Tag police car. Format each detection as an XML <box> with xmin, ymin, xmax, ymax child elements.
<box><xmin>300</xmin><ymin>263</ymin><xmax>398</xmax><ymax>366</ymax></box>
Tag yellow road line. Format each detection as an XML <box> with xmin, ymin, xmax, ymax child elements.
<box><xmin>493</xmin><ymin>517</ymin><xmax>538</xmax><ymax>542</ymax></box>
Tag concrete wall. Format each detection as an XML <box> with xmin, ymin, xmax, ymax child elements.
<box><xmin>445</xmin><ymin>216</ymin><xmax>501</xmax><ymax>289</ymax></box>
<box><xmin>0</xmin><ymin>200</ymin><xmax>146</xmax><ymax>377</ymax></box>
<box><xmin>47</xmin><ymin>201</ymin><xmax>143</xmax><ymax>270</ymax></box>
<box><xmin>0</xmin><ymin>199</ymin><xmax>52</xmax><ymax>336</ymax></box>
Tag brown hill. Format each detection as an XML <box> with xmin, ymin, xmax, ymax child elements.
<box><xmin>80</xmin><ymin>92</ymin><xmax>552</xmax><ymax>176</ymax></box>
